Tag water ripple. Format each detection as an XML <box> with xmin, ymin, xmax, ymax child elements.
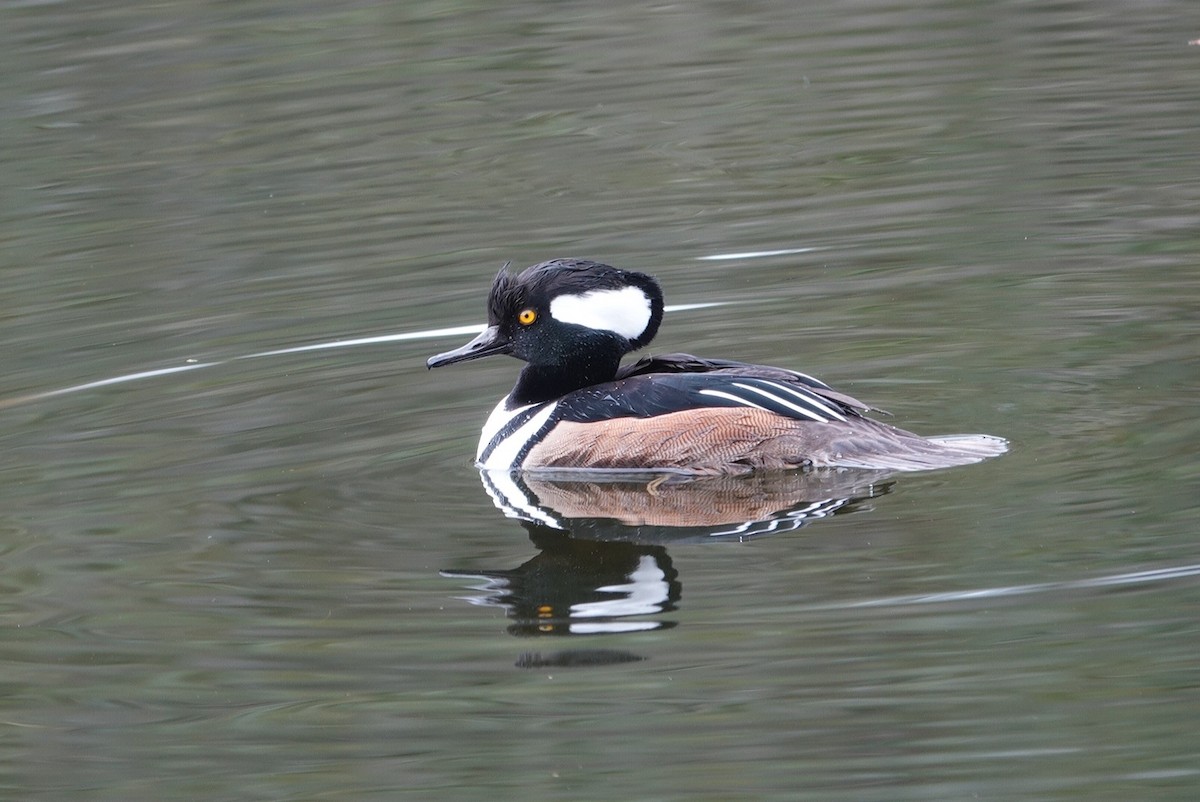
<box><xmin>0</xmin><ymin>302</ymin><xmax>729</xmax><ymax>410</ymax></box>
<box><xmin>815</xmin><ymin>563</ymin><xmax>1200</xmax><ymax>611</ymax></box>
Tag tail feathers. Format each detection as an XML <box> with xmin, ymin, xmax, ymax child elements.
<box><xmin>829</xmin><ymin>433</ymin><xmax>1008</xmax><ymax>472</ymax></box>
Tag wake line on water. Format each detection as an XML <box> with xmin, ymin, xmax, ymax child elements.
<box><xmin>808</xmin><ymin>563</ymin><xmax>1200</xmax><ymax>612</ymax></box>
<box><xmin>697</xmin><ymin>247</ymin><xmax>824</xmax><ymax>260</ymax></box>
<box><xmin>0</xmin><ymin>302</ymin><xmax>729</xmax><ymax>410</ymax></box>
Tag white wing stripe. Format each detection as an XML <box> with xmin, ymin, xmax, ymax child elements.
<box><xmin>740</xmin><ymin>380</ymin><xmax>848</xmax><ymax>421</ymax></box>
<box><xmin>698</xmin><ymin>389</ymin><xmax>771</xmax><ymax>411</ymax></box>
<box><xmin>700</xmin><ymin>383</ymin><xmax>843</xmax><ymax>422</ymax></box>
<box><xmin>728</xmin><ymin>382</ymin><xmax>828</xmax><ymax>422</ymax></box>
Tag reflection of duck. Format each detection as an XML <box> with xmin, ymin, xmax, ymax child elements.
<box><xmin>441</xmin><ymin>469</ymin><xmax>885</xmax><ymax>660</ymax></box>
<box><xmin>428</xmin><ymin>259</ymin><xmax>1008</xmax><ymax>474</ymax></box>
<box><xmin>442</xmin><ymin>524</ymin><xmax>680</xmax><ymax>637</ymax></box>
<box><xmin>481</xmin><ymin>467</ymin><xmax>892</xmax><ymax>543</ymax></box>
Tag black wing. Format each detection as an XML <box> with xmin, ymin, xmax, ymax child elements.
<box><xmin>557</xmin><ymin>353</ymin><xmax>875</xmax><ymax>425</ymax></box>
<box><xmin>611</xmin><ymin>352</ymin><xmax>877</xmax><ymax>415</ymax></box>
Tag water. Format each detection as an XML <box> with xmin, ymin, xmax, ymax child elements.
<box><xmin>3</xmin><ymin>1</ymin><xmax>1199</xmax><ymax>799</ymax></box>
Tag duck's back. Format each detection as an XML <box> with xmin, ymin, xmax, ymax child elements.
<box><xmin>511</xmin><ymin>353</ymin><xmax>1007</xmax><ymax>475</ymax></box>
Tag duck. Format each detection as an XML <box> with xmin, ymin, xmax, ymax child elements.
<box><xmin>426</xmin><ymin>258</ymin><xmax>1008</xmax><ymax>475</ymax></box>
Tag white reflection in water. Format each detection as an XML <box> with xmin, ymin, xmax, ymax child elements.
<box><xmin>815</xmin><ymin>563</ymin><xmax>1200</xmax><ymax>611</ymax></box>
<box><xmin>0</xmin><ymin>302</ymin><xmax>729</xmax><ymax>409</ymax></box>
<box><xmin>29</xmin><ymin>362</ymin><xmax>219</xmax><ymax>398</ymax></box>
<box><xmin>698</xmin><ymin>247</ymin><xmax>823</xmax><ymax>260</ymax></box>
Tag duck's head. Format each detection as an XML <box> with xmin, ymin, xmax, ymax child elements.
<box><xmin>427</xmin><ymin>259</ymin><xmax>664</xmax><ymax>371</ymax></box>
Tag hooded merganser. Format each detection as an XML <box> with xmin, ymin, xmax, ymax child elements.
<box><xmin>426</xmin><ymin>259</ymin><xmax>1008</xmax><ymax>475</ymax></box>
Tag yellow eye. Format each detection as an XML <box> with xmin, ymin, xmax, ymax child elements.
<box><xmin>517</xmin><ymin>308</ymin><xmax>537</xmax><ymax>325</ymax></box>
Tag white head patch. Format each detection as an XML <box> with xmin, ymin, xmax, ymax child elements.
<box><xmin>548</xmin><ymin>286</ymin><xmax>652</xmax><ymax>340</ymax></box>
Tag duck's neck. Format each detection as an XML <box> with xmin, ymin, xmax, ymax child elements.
<box><xmin>510</xmin><ymin>352</ymin><xmax>624</xmax><ymax>407</ymax></box>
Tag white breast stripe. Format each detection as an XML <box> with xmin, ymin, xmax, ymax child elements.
<box><xmin>477</xmin><ymin>395</ymin><xmax>530</xmax><ymax>460</ymax></box>
<box><xmin>549</xmin><ymin>286</ymin><xmax>651</xmax><ymax>340</ymax></box>
<box><xmin>698</xmin><ymin>389</ymin><xmax>771</xmax><ymax>411</ymax></box>
<box><xmin>734</xmin><ymin>381</ymin><xmax>847</xmax><ymax>422</ymax></box>
<box><xmin>478</xmin><ymin>402</ymin><xmax>558</xmax><ymax>469</ymax></box>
